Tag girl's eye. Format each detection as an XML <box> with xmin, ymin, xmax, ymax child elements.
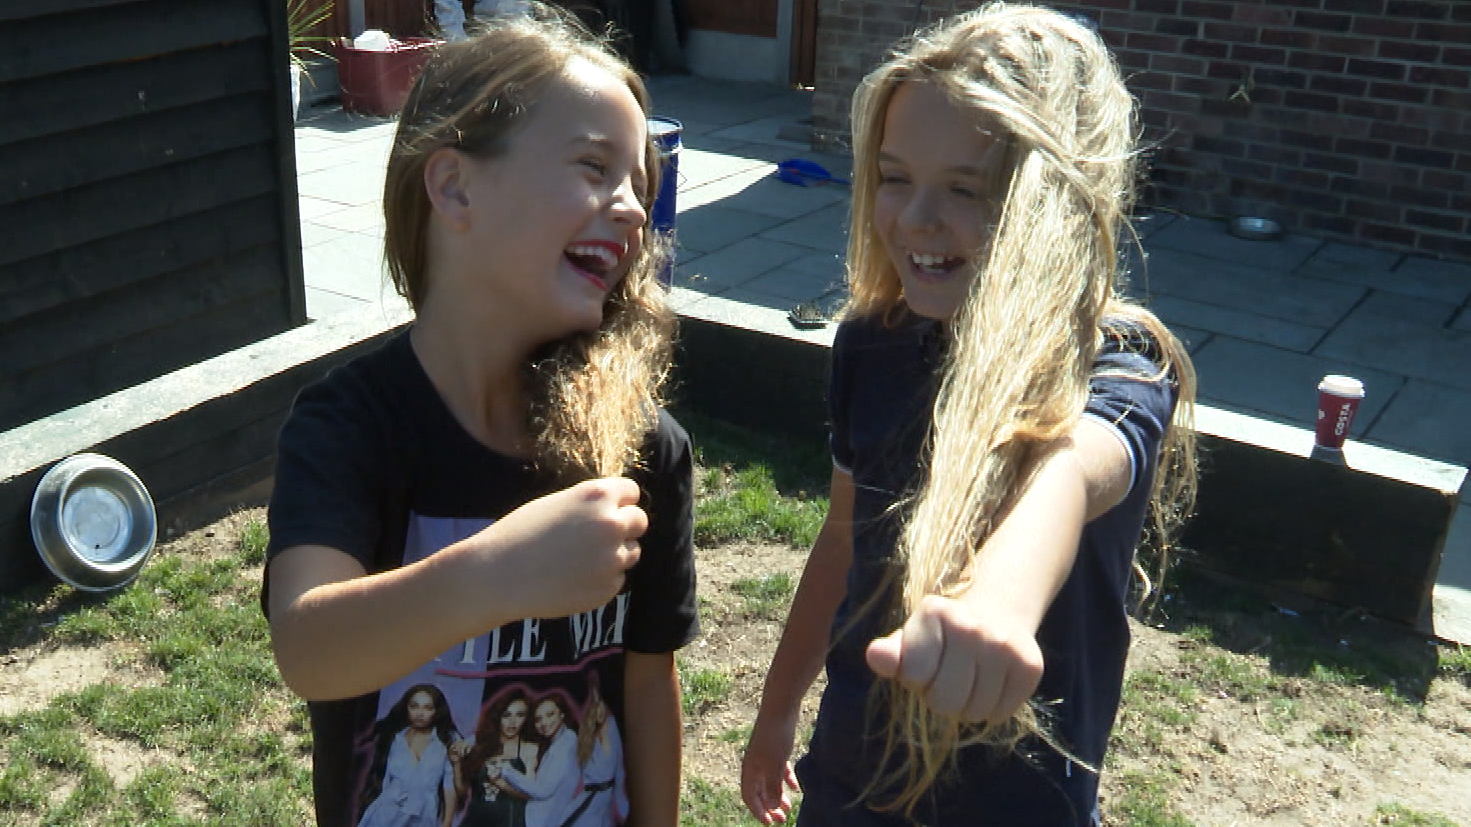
<box><xmin>950</xmin><ymin>186</ymin><xmax>979</xmax><ymax>199</ymax></box>
<box><xmin>581</xmin><ymin>158</ymin><xmax>607</xmax><ymax>176</ymax></box>
<box><xmin>878</xmin><ymin>173</ymin><xmax>907</xmax><ymax>186</ymax></box>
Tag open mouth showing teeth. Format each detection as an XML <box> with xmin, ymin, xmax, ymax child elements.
<box><xmin>909</xmin><ymin>251</ymin><xmax>965</xmax><ymax>274</ymax></box>
<box><xmin>565</xmin><ymin>243</ymin><xmax>622</xmax><ymax>285</ymax></box>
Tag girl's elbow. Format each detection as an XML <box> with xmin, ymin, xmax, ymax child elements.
<box><xmin>271</xmin><ymin>645</ymin><xmax>322</xmax><ymax>700</ymax></box>
<box><xmin>269</xmin><ymin>618</ymin><xmax>336</xmax><ymax>701</ymax></box>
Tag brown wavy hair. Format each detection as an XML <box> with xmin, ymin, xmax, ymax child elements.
<box><xmin>463</xmin><ymin>688</ymin><xmax>535</xmax><ymax>793</ymax></box>
<box><xmin>382</xmin><ymin>3</ymin><xmax>674</xmax><ymax>480</ymax></box>
<box><xmin>842</xmin><ymin>2</ymin><xmax>1199</xmax><ymax>814</ymax></box>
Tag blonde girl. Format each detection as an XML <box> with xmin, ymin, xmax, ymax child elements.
<box><xmin>264</xmin><ymin>7</ymin><xmax>697</xmax><ymax>826</ymax></box>
<box><xmin>742</xmin><ymin>4</ymin><xmax>1196</xmax><ymax>825</ymax></box>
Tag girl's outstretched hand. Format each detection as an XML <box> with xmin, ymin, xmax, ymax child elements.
<box><xmin>741</xmin><ymin>710</ymin><xmax>801</xmax><ymax>825</ymax></box>
<box><xmin>475</xmin><ymin>477</ymin><xmax>646</xmax><ymax>619</ymax></box>
<box><xmin>865</xmin><ymin>594</ymin><xmax>1043</xmax><ymax>724</ymax></box>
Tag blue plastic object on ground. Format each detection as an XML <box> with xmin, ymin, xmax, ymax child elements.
<box><xmin>776</xmin><ymin>157</ymin><xmax>850</xmax><ymax>187</ymax></box>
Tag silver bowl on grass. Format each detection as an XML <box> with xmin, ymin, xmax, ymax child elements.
<box><xmin>30</xmin><ymin>453</ymin><xmax>157</xmax><ymax>592</ymax></box>
<box><xmin>1228</xmin><ymin>216</ymin><xmax>1283</xmax><ymax>241</ymax></box>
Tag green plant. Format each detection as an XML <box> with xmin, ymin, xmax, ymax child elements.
<box><xmin>731</xmin><ymin>573</ymin><xmax>795</xmax><ymax>618</ymax></box>
<box><xmin>1111</xmin><ymin>769</ymin><xmax>1193</xmax><ymax>827</ymax></box>
<box><xmin>1439</xmin><ymin>644</ymin><xmax>1471</xmax><ymax>681</ymax></box>
<box><xmin>678</xmin><ymin>661</ymin><xmax>733</xmax><ymax>715</ymax></box>
<box><xmin>680</xmin><ymin>777</ymin><xmax>749</xmax><ymax>827</ymax></box>
<box><xmin>1372</xmin><ymin>802</ymin><xmax>1458</xmax><ymax>825</ymax></box>
<box><xmin>287</xmin><ymin>0</ymin><xmax>335</xmax><ymax>70</ymax></box>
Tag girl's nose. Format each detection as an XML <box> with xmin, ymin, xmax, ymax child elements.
<box><xmin>898</xmin><ymin>187</ymin><xmax>942</xmax><ymax>234</ymax></box>
<box><xmin>610</xmin><ymin>177</ymin><xmax>648</xmax><ymax>228</ymax></box>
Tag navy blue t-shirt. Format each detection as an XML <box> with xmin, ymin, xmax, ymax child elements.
<box><xmin>796</xmin><ymin>312</ymin><xmax>1176</xmax><ymax>827</ymax></box>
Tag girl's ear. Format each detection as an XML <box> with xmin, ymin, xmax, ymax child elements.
<box><xmin>424</xmin><ymin>147</ymin><xmax>473</xmax><ymax>231</ymax></box>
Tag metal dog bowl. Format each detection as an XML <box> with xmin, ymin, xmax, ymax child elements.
<box><xmin>1228</xmin><ymin>216</ymin><xmax>1283</xmax><ymax>241</ymax></box>
<box><xmin>30</xmin><ymin>453</ymin><xmax>157</xmax><ymax>592</ymax></box>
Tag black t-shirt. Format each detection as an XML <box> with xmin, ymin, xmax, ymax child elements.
<box><xmin>263</xmin><ymin>330</ymin><xmax>698</xmax><ymax>827</ymax></box>
<box><xmin>796</xmin><ymin>312</ymin><xmax>1175</xmax><ymax>827</ymax></box>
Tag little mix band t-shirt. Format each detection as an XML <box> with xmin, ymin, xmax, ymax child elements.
<box><xmin>263</xmin><ymin>330</ymin><xmax>699</xmax><ymax>827</ymax></box>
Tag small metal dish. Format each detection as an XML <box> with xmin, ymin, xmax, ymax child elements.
<box><xmin>1228</xmin><ymin>216</ymin><xmax>1283</xmax><ymax>241</ymax></box>
<box><xmin>30</xmin><ymin>453</ymin><xmax>157</xmax><ymax>592</ymax></box>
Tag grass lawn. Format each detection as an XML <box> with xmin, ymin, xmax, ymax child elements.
<box><xmin>1</xmin><ymin>412</ymin><xmax>1468</xmax><ymax>825</ymax></box>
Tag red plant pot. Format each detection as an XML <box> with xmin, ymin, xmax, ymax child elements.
<box><xmin>334</xmin><ymin>37</ymin><xmax>439</xmax><ymax>117</ymax></box>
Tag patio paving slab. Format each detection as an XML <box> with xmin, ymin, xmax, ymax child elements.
<box><xmin>309</xmin><ymin>202</ymin><xmax>387</xmax><ymax>236</ymax></box>
<box><xmin>305</xmin><ymin>286</ymin><xmax>373</xmax><ymax>320</ymax></box>
<box><xmin>1190</xmin><ymin>335</ymin><xmax>1403</xmax><ymax>434</ymax></box>
<box><xmin>740</xmin><ymin>261</ymin><xmax>842</xmax><ymax>303</ymax></box>
<box><xmin>1353</xmin><ymin>290</ymin><xmax>1460</xmax><ymax>327</ymax></box>
<box><xmin>1395</xmin><ymin>256</ymin><xmax>1471</xmax><ymax>306</ymax></box>
<box><xmin>1146</xmin><ymin>216</ymin><xmax>1325</xmax><ymax>273</ymax></box>
<box><xmin>297</xmin><ymin>158</ymin><xmax>392</xmax><ymax>208</ymax></box>
<box><xmin>1299</xmin><ymin>241</ymin><xmax>1403</xmax><ymax>272</ymax></box>
<box><xmin>675</xmin><ymin>147</ymin><xmax>778</xmax><ymax>189</ymax></box>
<box><xmin>674</xmin><ymin>205</ymin><xmax>787</xmax><ymax>255</ymax></box>
<box><xmin>300</xmin><ymin>230</ymin><xmax>390</xmax><ymax>302</ymax></box>
<box><xmin>1367</xmin><ymin>380</ymin><xmax>1471</xmax><ymax>481</ymax></box>
<box><xmin>1299</xmin><ymin>245</ymin><xmax>1471</xmax><ymax>305</ymax></box>
<box><xmin>300</xmin><ymin>220</ymin><xmax>352</xmax><ymax>250</ymax></box>
<box><xmin>297</xmin><ymin>195</ymin><xmax>350</xmax><ymax>223</ymax></box>
<box><xmin>756</xmin><ymin>201</ymin><xmax>849</xmax><ymax>254</ymax></box>
<box><xmin>709</xmin><ymin>173</ymin><xmax>850</xmax><ymax>220</ymax></box>
<box><xmin>1316</xmin><ymin>313</ymin><xmax>1471</xmax><ymax>394</ymax></box>
<box><xmin>674</xmin><ymin>237</ymin><xmax>811</xmax><ymax>293</ymax></box>
<box><xmin>293</xmin><ymin>146</ymin><xmax>360</xmax><ymax>174</ymax></box>
<box><xmin>1147</xmin><ymin>294</ymin><xmax>1326</xmax><ymax>353</ymax></box>
<box><xmin>707</xmin><ymin>116</ymin><xmax>813</xmax><ymax>147</ymax></box>
<box><xmin>1135</xmin><ymin>248</ymin><xmax>1367</xmax><ymax>329</ymax></box>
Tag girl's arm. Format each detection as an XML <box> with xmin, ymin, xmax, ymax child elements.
<box><xmin>622</xmin><ymin>650</ymin><xmax>681</xmax><ymax>827</ymax></box>
<box><xmin>741</xmin><ymin>467</ymin><xmax>855</xmax><ymax>825</ymax></box>
<box><xmin>865</xmin><ymin>418</ymin><xmax>1129</xmax><ymax>722</ymax></box>
<box><xmin>269</xmin><ymin>478</ymin><xmax>646</xmax><ymax>700</ymax></box>
<box><xmin>500</xmin><ymin>734</ymin><xmax>572</xmax><ymax>799</ymax></box>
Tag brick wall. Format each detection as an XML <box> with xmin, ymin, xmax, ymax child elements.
<box><xmin>811</xmin><ymin>0</ymin><xmax>1471</xmax><ymax>262</ymax></box>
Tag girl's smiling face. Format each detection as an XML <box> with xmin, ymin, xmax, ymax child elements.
<box><xmin>448</xmin><ymin>56</ymin><xmax>649</xmax><ymax>338</ymax></box>
<box><xmin>873</xmin><ymin>81</ymin><xmax>1007</xmax><ymax>321</ymax></box>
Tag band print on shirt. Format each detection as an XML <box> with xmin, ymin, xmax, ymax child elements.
<box><xmin>352</xmin><ymin>513</ymin><xmax>632</xmax><ymax>827</ymax></box>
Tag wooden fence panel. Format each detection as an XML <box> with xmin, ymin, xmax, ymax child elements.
<box><xmin>0</xmin><ymin>0</ymin><xmax>306</xmax><ymax>432</ymax></box>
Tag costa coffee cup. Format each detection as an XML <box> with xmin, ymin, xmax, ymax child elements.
<box><xmin>1315</xmin><ymin>375</ymin><xmax>1365</xmax><ymax>450</ymax></box>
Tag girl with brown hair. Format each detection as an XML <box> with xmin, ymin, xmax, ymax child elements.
<box><xmin>264</xmin><ymin>7</ymin><xmax>697</xmax><ymax>826</ymax></box>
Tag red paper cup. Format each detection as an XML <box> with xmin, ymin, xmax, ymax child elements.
<box><xmin>1315</xmin><ymin>375</ymin><xmax>1364</xmax><ymax>449</ymax></box>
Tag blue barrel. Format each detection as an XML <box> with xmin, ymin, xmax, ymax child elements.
<box><xmin>648</xmin><ymin>117</ymin><xmax>682</xmax><ymax>287</ymax></box>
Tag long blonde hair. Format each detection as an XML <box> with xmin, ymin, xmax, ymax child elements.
<box><xmin>844</xmin><ymin>3</ymin><xmax>1198</xmax><ymax>813</ymax></box>
<box><xmin>383</xmin><ymin>5</ymin><xmax>673</xmax><ymax>480</ymax></box>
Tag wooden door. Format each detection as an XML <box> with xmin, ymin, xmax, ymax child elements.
<box><xmin>682</xmin><ymin>0</ymin><xmax>776</xmax><ymax>38</ymax></box>
<box><xmin>789</xmin><ymin>0</ymin><xmax>816</xmax><ymax>87</ymax></box>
